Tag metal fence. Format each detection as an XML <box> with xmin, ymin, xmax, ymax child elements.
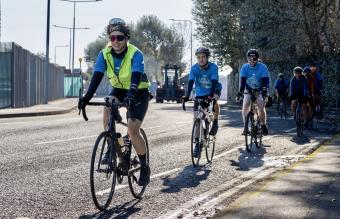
<box><xmin>0</xmin><ymin>42</ymin><xmax>64</xmax><ymax>108</ymax></box>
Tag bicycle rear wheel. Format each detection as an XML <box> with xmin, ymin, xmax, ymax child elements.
<box><xmin>128</xmin><ymin>128</ymin><xmax>149</xmax><ymax>198</ymax></box>
<box><xmin>254</xmin><ymin>117</ymin><xmax>262</xmax><ymax>148</ymax></box>
<box><xmin>191</xmin><ymin>119</ymin><xmax>202</xmax><ymax>166</ymax></box>
<box><xmin>245</xmin><ymin>112</ymin><xmax>254</xmax><ymax>152</ymax></box>
<box><xmin>296</xmin><ymin>108</ymin><xmax>303</xmax><ymax>137</ymax></box>
<box><xmin>283</xmin><ymin>100</ymin><xmax>287</xmax><ymax>120</ymax></box>
<box><xmin>205</xmin><ymin>120</ymin><xmax>215</xmax><ymax>163</ymax></box>
<box><xmin>90</xmin><ymin>131</ymin><xmax>117</xmax><ymax>211</ymax></box>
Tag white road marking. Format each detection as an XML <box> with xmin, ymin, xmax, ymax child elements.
<box><xmin>144</xmin><ymin>126</ymin><xmax>162</xmax><ymax>130</ymax></box>
<box><xmin>35</xmin><ymin>135</ymin><xmax>97</xmax><ymax>145</ymax></box>
<box><xmin>96</xmin><ymin>168</ymin><xmax>182</xmax><ymax>196</ymax></box>
<box><xmin>157</xmin><ymin>166</ymin><xmax>271</xmax><ymax>219</ymax></box>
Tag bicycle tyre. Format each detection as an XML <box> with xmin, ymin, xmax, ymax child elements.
<box><xmin>245</xmin><ymin>112</ymin><xmax>254</xmax><ymax>152</ymax></box>
<box><xmin>205</xmin><ymin>120</ymin><xmax>215</xmax><ymax>163</ymax></box>
<box><xmin>191</xmin><ymin>119</ymin><xmax>202</xmax><ymax>166</ymax></box>
<box><xmin>283</xmin><ymin>100</ymin><xmax>287</xmax><ymax>120</ymax></box>
<box><xmin>296</xmin><ymin>108</ymin><xmax>303</xmax><ymax>137</ymax></box>
<box><xmin>254</xmin><ymin>117</ymin><xmax>262</xmax><ymax>149</ymax></box>
<box><xmin>128</xmin><ymin>128</ymin><xmax>149</xmax><ymax>199</ymax></box>
<box><xmin>90</xmin><ymin>131</ymin><xmax>117</xmax><ymax>211</ymax></box>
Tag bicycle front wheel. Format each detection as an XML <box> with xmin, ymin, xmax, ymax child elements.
<box><xmin>296</xmin><ymin>108</ymin><xmax>303</xmax><ymax>137</ymax></box>
<box><xmin>191</xmin><ymin>119</ymin><xmax>202</xmax><ymax>167</ymax></box>
<box><xmin>128</xmin><ymin>128</ymin><xmax>149</xmax><ymax>198</ymax></box>
<box><xmin>205</xmin><ymin>120</ymin><xmax>215</xmax><ymax>163</ymax></box>
<box><xmin>254</xmin><ymin>118</ymin><xmax>262</xmax><ymax>149</ymax></box>
<box><xmin>90</xmin><ymin>131</ymin><xmax>117</xmax><ymax>211</ymax></box>
<box><xmin>245</xmin><ymin>112</ymin><xmax>254</xmax><ymax>152</ymax></box>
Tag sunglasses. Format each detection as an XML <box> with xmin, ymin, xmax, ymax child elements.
<box><xmin>110</xmin><ymin>35</ymin><xmax>125</xmax><ymax>42</ymax></box>
<box><xmin>247</xmin><ymin>57</ymin><xmax>258</xmax><ymax>62</ymax></box>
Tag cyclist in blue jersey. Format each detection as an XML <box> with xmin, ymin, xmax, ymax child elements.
<box><xmin>290</xmin><ymin>67</ymin><xmax>308</xmax><ymax>126</ymax></box>
<box><xmin>78</xmin><ymin>18</ymin><xmax>151</xmax><ymax>186</ymax></box>
<box><xmin>310</xmin><ymin>64</ymin><xmax>324</xmax><ymax>118</ymax></box>
<box><xmin>238</xmin><ymin>49</ymin><xmax>270</xmax><ymax>136</ymax></box>
<box><xmin>182</xmin><ymin>47</ymin><xmax>221</xmax><ymax>157</ymax></box>
<box><xmin>274</xmin><ymin>73</ymin><xmax>289</xmax><ymax>111</ymax></box>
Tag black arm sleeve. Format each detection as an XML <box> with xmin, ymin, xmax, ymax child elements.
<box><xmin>186</xmin><ymin>80</ymin><xmax>194</xmax><ymax>96</ymax></box>
<box><xmin>128</xmin><ymin>71</ymin><xmax>142</xmax><ymax>96</ymax></box>
<box><xmin>239</xmin><ymin>77</ymin><xmax>247</xmax><ymax>93</ymax></box>
<box><xmin>210</xmin><ymin>79</ymin><xmax>218</xmax><ymax>96</ymax></box>
<box><xmin>86</xmin><ymin>71</ymin><xmax>104</xmax><ymax>97</ymax></box>
<box><xmin>261</xmin><ymin>77</ymin><xmax>269</xmax><ymax>89</ymax></box>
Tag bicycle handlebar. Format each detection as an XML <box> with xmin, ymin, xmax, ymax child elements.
<box><xmin>80</xmin><ymin>100</ymin><xmax>126</xmax><ymax>122</ymax></box>
<box><xmin>182</xmin><ymin>98</ymin><xmax>213</xmax><ymax>111</ymax></box>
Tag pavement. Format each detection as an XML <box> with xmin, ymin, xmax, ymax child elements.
<box><xmin>1</xmin><ymin>99</ymin><xmax>340</xmax><ymax>218</ymax></box>
<box><xmin>0</xmin><ymin>98</ymin><xmax>78</xmax><ymax>118</ymax></box>
<box><xmin>215</xmin><ymin>132</ymin><xmax>340</xmax><ymax>219</ymax></box>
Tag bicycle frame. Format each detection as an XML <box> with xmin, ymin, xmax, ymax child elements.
<box><xmin>295</xmin><ymin>100</ymin><xmax>304</xmax><ymax>136</ymax></box>
<box><xmin>244</xmin><ymin>90</ymin><xmax>263</xmax><ymax>152</ymax></box>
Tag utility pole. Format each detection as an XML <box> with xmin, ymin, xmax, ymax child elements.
<box><xmin>0</xmin><ymin>0</ymin><xmax>2</xmax><ymax>42</ymax></box>
<box><xmin>59</xmin><ymin>0</ymin><xmax>102</xmax><ymax>96</ymax></box>
<box><xmin>44</xmin><ymin>0</ymin><xmax>51</xmax><ymax>104</ymax></box>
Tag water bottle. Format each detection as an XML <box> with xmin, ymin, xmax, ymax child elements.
<box><xmin>116</xmin><ymin>133</ymin><xmax>123</xmax><ymax>164</ymax></box>
<box><xmin>122</xmin><ymin>134</ymin><xmax>130</xmax><ymax>153</ymax></box>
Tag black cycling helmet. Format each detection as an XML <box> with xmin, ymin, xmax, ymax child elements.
<box><xmin>247</xmin><ymin>49</ymin><xmax>259</xmax><ymax>58</ymax></box>
<box><xmin>195</xmin><ymin>47</ymin><xmax>210</xmax><ymax>57</ymax></box>
<box><xmin>293</xmin><ymin>66</ymin><xmax>303</xmax><ymax>74</ymax></box>
<box><xmin>278</xmin><ymin>73</ymin><xmax>284</xmax><ymax>78</ymax></box>
<box><xmin>303</xmin><ymin>67</ymin><xmax>311</xmax><ymax>74</ymax></box>
<box><xmin>107</xmin><ymin>18</ymin><xmax>130</xmax><ymax>38</ymax></box>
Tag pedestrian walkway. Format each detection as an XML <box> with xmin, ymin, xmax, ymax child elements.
<box><xmin>0</xmin><ymin>98</ymin><xmax>78</xmax><ymax>118</ymax></box>
<box><xmin>215</xmin><ymin>132</ymin><xmax>340</xmax><ymax>219</ymax></box>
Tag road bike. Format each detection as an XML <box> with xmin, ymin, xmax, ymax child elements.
<box><xmin>277</xmin><ymin>96</ymin><xmax>288</xmax><ymax>120</ymax></box>
<box><xmin>295</xmin><ymin>100</ymin><xmax>304</xmax><ymax>137</ymax></box>
<box><xmin>244</xmin><ymin>90</ymin><xmax>263</xmax><ymax>152</ymax></box>
<box><xmin>79</xmin><ymin>97</ymin><xmax>149</xmax><ymax>211</ymax></box>
<box><xmin>183</xmin><ymin>98</ymin><xmax>216</xmax><ymax>167</ymax></box>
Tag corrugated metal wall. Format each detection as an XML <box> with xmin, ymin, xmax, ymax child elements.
<box><xmin>0</xmin><ymin>42</ymin><xmax>64</xmax><ymax>108</ymax></box>
<box><xmin>0</xmin><ymin>51</ymin><xmax>12</xmax><ymax>108</ymax></box>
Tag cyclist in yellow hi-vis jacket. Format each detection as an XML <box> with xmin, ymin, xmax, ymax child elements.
<box><xmin>78</xmin><ymin>18</ymin><xmax>151</xmax><ymax>186</ymax></box>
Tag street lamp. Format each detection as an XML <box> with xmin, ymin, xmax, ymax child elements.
<box><xmin>52</xmin><ymin>24</ymin><xmax>89</xmax><ymax>69</ymax></box>
<box><xmin>59</xmin><ymin>0</ymin><xmax>102</xmax><ymax>73</ymax></box>
<box><xmin>169</xmin><ymin>19</ymin><xmax>193</xmax><ymax>68</ymax></box>
<box><xmin>54</xmin><ymin>45</ymin><xmax>69</xmax><ymax>64</ymax></box>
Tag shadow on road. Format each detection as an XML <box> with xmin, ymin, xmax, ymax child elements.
<box><xmin>79</xmin><ymin>199</ymin><xmax>141</xmax><ymax>219</ymax></box>
<box><xmin>160</xmin><ymin>165</ymin><xmax>211</xmax><ymax>193</ymax></box>
<box><xmin>229</xmin><ymin>146</ymin><xmax>266</xmax><ymax>171</ymax></box>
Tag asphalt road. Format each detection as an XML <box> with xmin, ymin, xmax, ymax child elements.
<box><xmin>0</xmin><ymin>100</ymin><xmax>338</xmax><ymax>218</ymax></box>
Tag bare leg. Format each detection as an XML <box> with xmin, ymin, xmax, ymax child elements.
<box><xmin>127</xmin><ymin>119</ymin><xmax>146</xmax><ymax>155</ymax></box>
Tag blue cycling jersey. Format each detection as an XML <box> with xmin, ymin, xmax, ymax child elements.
<box><xmin>275</xmin><ymin>79</ymin><xmax>289</xmax><ymax>91</ymax></box>
<box><xmin>189</xmin><ymin>62</ymin><xmax>219</xmax><ymax>96</ymax></box>
<box><xmin>290</xmin><ymin>76</ymin><xmax>308</xmax><ymax>97</ymax></box>
<box><xmin>240</xmin><ymin>62</ymin><xmax>269</xmax><ymax>90</ymax></box>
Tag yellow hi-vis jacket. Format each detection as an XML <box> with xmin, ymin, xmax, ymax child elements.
<box><xmin>102</xmin><ymin>43</ymin><xmax>150</xmax><ymax>89</ymax></box>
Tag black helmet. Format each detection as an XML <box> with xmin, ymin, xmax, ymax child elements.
<box><xmin>195</xmin><ymin>47</ymin><xmax>210</xmax><ymax>57</ymax></box>
<box><xmin>278</xmin><ymin>73</ymin><xmax>284</xmax><ymax>78</ymax></box>
<box><xmin>107</xmin><ymin>18</ymin><xmax>130</xmax><ymax>38</ymax></box>
<box><xmin>247</xmin><ymin>49</ymin><xmax>259</xmax><ymax>58</ymax></box>
<box><xmin>293</xmin><ymin>66</ymin><xmax>303</xmax><ymax>74</ymax></box>
<box><xmin>303</xmin><ymin>67</ymin><xmax>311</xmax><ymax>74</ymax></box>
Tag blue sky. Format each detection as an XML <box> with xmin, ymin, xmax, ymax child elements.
<box><xmin>1</xmin><ymin>0</ymin><xmax>196</xmax><ymax>69</ymax></box>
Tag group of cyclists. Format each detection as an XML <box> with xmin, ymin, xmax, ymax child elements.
<box><xmin>275</xmin><ymin>64</ymin><xmax>324</xmax><ymax>129</ymax></box>
<box><xmin>78</xmin><ymin>17</ymin><xmax>324</xmax><ymax>189</ymax></box>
